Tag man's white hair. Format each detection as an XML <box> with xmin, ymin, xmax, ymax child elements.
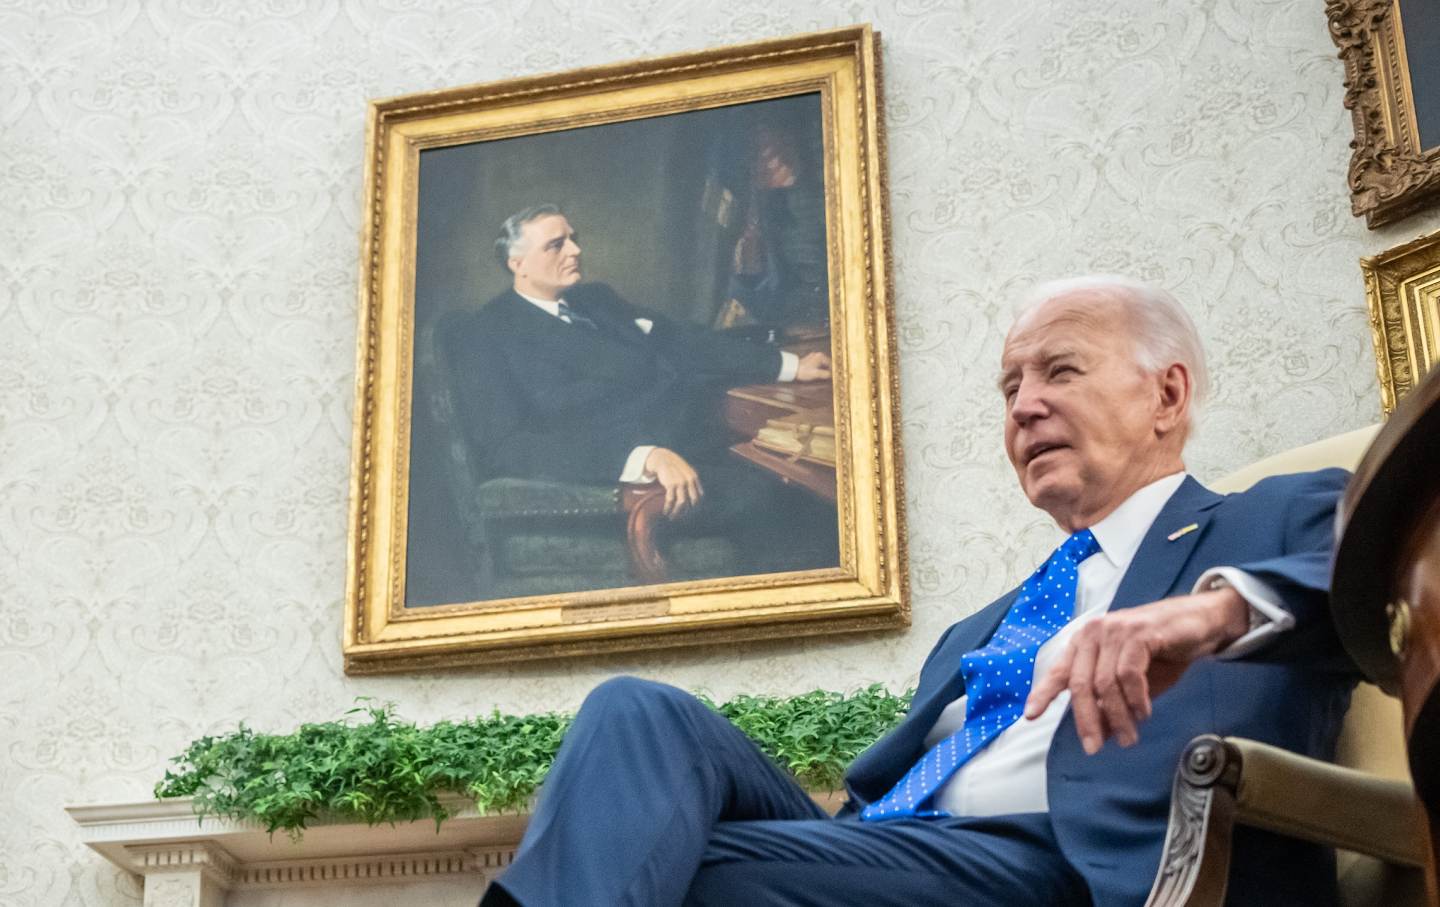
<box><xmin>1015</xmin><ymin>274</ymin><xmax>1210</xmax><ymax>417</ymax></box>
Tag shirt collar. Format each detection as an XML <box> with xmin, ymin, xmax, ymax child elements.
<box><xmin>517</xmin><ymin>290</ymin><xmax>566</xmax><ymax>318</ymax></box>
<box><xmin>1085</xmin><ymin>471</ymin><xmax>1188</xmax><ymax>571</ymax></box>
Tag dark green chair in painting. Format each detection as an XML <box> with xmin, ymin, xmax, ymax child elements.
<box><xmin>417</xmin><ymin>320</ymin><xmax>742</xmax><ymax>601</ymax></box>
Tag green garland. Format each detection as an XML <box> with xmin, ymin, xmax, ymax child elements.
<box><xmin>154</xmin><ymin>686</ymin><xmax>911</xmax><ymax>836</ymax></box>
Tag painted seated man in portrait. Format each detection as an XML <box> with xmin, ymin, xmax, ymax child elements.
<box><xmin>436</xmin><ymin>204</ymin><xmax>838</xmax><ymax>587</ymax></box>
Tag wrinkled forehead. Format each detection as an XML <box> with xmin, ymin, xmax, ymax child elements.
<box><xmin>1000</xmin><ymin>293</ymin><xmax>1129</xmax><ymax>370</ymax></box>
<box><xmin>520</xmin><ymin>214</ymin><xmax>572</xmax><ymax>245</ymax></box>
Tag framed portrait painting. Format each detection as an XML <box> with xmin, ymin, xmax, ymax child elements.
<box><xmin>343</xmin><ymin>25</ymin><xmax>907</xmax><ymax>673</ymax></box>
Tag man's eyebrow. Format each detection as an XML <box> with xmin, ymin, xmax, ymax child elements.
<box><xmin>995</xmin><ymin>349</ymin><xmax>1079</xmax><ymax>390</ymax></box>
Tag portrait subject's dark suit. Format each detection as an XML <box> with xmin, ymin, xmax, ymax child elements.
<box><xmin>487</xmin><ymin>469</ymin><xmax>1357</xmax><ymax>907</ymax></box>
<box><xmin>438</xmin><ymin>283</ymin><xmax>783</xmax><ymax>487</ymax></box>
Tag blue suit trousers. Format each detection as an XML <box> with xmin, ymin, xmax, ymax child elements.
<box><xmin>485</xmin><ymin>677</ymin><xmax>1090</xmax><ymax>907</ymax></box>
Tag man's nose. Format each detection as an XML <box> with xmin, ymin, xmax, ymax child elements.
<box><xmin>1009</xmin><ymin>379</ymin><xmax>1047</xmax><ymax>425</ymax></box>
<box><xmin>565</xmin><ymin>239</ymin><xmax>581</xmax><ymax>256</ymax></box>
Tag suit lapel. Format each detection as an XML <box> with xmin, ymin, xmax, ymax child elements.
<box><xmin>1110</xmin><ymin>475</ymin><xmax>1225</xmax><ymax>611</ymax></box>
<box><xmin>501</xmin><ymin>290</ymin><xmax>568</xmax><ymax>338</ymax></box>
<box><xmin>503</xmin><ymin>291</ymin><xmax>643</xmax><ymax>366</ymax></box>
<box><xmin>566</xmin><ymin>294</ymin><xmax>648</xmax><ymax>348</ymax></box>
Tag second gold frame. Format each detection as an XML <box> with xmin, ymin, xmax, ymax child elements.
<box><xmin>1362</xmin><ymin>227</ymin><xmax>1440</xmax><ymax>414</ymax></box>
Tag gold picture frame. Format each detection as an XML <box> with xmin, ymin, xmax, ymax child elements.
<box><xmin>1362</xmin><ymin>227</ymin><xmax>1440</xmax><ymax>414</ymax></box>
<box><xmin>344</xmin><ymin>25</ymin><xmax>907</xmax><ymax>674</ymax></box>
<box><xmin>1328</xmin><ymin>0</ymin><xmax>1440</xmax><ymax>228</ymax></box>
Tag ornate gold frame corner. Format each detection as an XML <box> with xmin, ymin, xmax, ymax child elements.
<box><xmin>1327</xmin><ymin>0</ymin><xmax>1440</xmax><ymax>228</ymax></box>
<box><xmin>343</xmin><ymin>25</ymin><xmax>907</xmax><ymax>674</ymax></box>
<box><xmin>1361</xmin><ymin>227</ymin><xmax>1440</xmax><ymax>414</ymax></box>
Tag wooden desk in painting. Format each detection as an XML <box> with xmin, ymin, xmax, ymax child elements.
<box><xmin>723</xmin><ymin>380</ymin><xmax>837</xmax><ymax>503</ymax></box>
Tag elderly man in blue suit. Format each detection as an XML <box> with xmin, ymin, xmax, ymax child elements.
<box><xmin>480</xmin><ymin>276</ymin><xmax>1355</xmax><ymax>907</ymax></box>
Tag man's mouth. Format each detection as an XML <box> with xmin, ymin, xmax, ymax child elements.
<box><xmin>1024</xmin><ymin>442</ymin><xmax>1069</xmax><ymax>465</ymax></box>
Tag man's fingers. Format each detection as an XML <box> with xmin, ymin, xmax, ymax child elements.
<box><xmin>671</xmin><ymin>475</ymin><xmax>699</xmax><ymax>519</ymax></box>
<box><xmin>1092</xmin><ymin>685</ymin><xmax>1132</xmax><ymax>749</ymax></box>
<box><xmin>1025</xmin><ymin>648</ymin><xmax>1071</xmax><ymax>719</ymax></box>
<box><xmin>1115</xmin><ymin>638</ymin><xmax>1153</xmax><ymax>726</ymax></box>
<box><xmin>655</xmin><ymin>455</ymin><xmax>702</xmax><ymax>520</ymax></box>
<box><xmin>796</xmin><ymin>352</ymin><xmax>833</xmax><ymax>382</ymax></box>
<box><xmin>1090</xmin><ymin>627</ymin><xmax>1140</xmax><ymax>749</ymax></box>
<box><xmin>673</xmin><ymin>481</ymin><xmax>694</xmax><ymax>519</ymax></box>
<box><xmin>1066</xmin><ymin>636</ymin><xmax>1104</xmax><ymax>755</ymax></box>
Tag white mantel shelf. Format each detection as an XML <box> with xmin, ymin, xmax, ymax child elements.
<box><xmin>69</xmin><ymin>791</ymin><xmax>848</xmax><ymax>905</ymax></box>
<box><xmin>67</xmin><ymin>796</ymin><xmax>528</xmax><ymax>906</ymax></box>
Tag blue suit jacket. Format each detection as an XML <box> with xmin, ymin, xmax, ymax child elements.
<box><xmin>840</xmin><ymin>470</ymin><xmax>1357</xmax><ymax>906</ymax></box>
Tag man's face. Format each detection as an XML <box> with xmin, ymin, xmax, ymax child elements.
<box><xmin>509</xmin><ymin>214</ymin><xmax>582</xmax><ymax>300</ymax></box>
<box><xmin>998</xmin><ymin>292</ymin><xmax>1181</xmax><ymax>530</ymax></box>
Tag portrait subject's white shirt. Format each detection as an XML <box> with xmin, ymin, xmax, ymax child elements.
<box><xmin>515</xmin><ymin>291</ymin><xmax>798</xmax><ymax>483</ymax></box>
<box><xmin>923</xmin><ymin>472</ymin><xmax>1294</xmax><ymax>817</ymax></box>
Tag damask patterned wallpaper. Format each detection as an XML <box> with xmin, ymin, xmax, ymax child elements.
<box><xmin>1</xmin><ymin>1</ymin><xmax>1437</xmax><ymax>903</ymax></box>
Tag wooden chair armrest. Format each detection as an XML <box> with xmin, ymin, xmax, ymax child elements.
<box><xmin>620</xmin><ymin>484</ymin><xmax>668</xmax><ymax>584</ymax></box>
<box><xmin>1146</xmin><ymin>735</ymin><xmax>1426</xmax><ymax>907</ymax></box>
<box><xmin>1226</xmin><ymin>737</ymin><xmax>1425</xmax><ymax>867</ymax></box>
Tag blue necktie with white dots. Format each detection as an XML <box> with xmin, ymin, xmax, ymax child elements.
<box><xmin>861</xmin><ymin>528</ymin><xmax>1101</xmax><ymax>821</ymax></box>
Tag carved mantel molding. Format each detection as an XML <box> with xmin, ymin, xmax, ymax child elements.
<box><xmin>66</xmin><ymin>797</ymin><xmax>527</xmax><ymax>906</ymax></box>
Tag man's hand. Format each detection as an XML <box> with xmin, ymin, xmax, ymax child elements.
<box><xmin>795</xmin><ymin>351</ymin><xmax>831</xmax><ymax>382</ymax></box>
<box><xmin>1024</xmin><ymin>586</ymin><xmax>1251</xmax><ymax>754</ymax></box>
<box><xmin>644</xmin><ymin>447</ymin><xmax>704</xmax><ymax>519</ymax></box>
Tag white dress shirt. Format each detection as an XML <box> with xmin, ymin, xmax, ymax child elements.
<box><xmin>923</xmin><ymin>472</ymin><xmax>1293</xmax><ymax>817</ymax></box>
<box><xmin>515</xmin><ymin>291</ymin><xmax>799</xmax><ymax>483</ymax></box>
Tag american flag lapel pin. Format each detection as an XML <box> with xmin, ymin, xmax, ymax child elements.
<box><xmin>1167</xmin><ymin>523</ymin><xmax>1199</xmax><ymax>542</ymax></box>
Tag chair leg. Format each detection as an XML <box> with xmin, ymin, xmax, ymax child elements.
<box><xmin>1145</xmin><ymin>735</ymin><xmax>1243</xmax><ymax>907</ymax></box>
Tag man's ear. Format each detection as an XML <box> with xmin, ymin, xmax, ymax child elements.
<box><xmin>1154</xmin><ymin>362</ymin><xmax>1192</xmax><ymax>435</ymax></box>
<box><xmin>507</xmin><ymin>255</ymin><xmax>522</xmax><ymax>276</ymax></box>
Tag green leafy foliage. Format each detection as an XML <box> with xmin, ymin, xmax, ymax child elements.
<box><xmin>702</xmin><ymin>684</ymin><xmax>911</xmax><ymax>791</ymax></box>
<box><xmin>154</xmin><ymin>687</ymin><xmax>910</xmax><ymax>836</ymax></box>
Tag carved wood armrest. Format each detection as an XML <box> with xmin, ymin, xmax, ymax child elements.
<box><xmin>1145</xmin><ymin>735</ymin><xmax>1426</xmax><ymax>907</ymax></box>
<box><xmin>1227</xmin><ymin>738</ymin><xmax>1425</xmax><ymax>865</ymax></box>
<box><xmin>620</xmin><ymin>484</ymin><xmax>667</xmax><ymax>585</ymax></box>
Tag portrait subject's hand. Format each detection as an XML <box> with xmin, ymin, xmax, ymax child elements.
<box><xmin>644</xmin><ymin>447</ymin><xmax>704</xmax><ymax>519</ymax></box>
<box><xmin>1024</xmin><ymin>586</ymin><xmax>1251</xmax><ymax>754</ymax></box>
<box><xmin>795</xmin><ymin>351</ymin><xmax>831</xmax><ymax>382</ymax></box>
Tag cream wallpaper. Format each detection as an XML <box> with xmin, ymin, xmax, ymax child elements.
<box><xmin>1</xmin><ymin>1</ymin><xmax>1437</xmax><ymax>904</ymax></box>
